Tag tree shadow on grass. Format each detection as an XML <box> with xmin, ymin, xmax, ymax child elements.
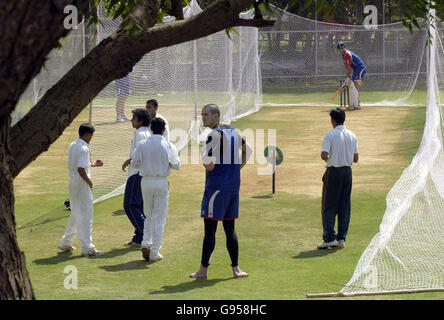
<box><xmin>33</xmin><ymin>247</ymin><xmax>140</xmax><ymax>265</ymax></box>
<box><xmin>33</xmin><ymin>251</ymin><xmax>84</xmax><ymax>265</ymax></box>
<box><xmin>99</xmin><ymin>259</ymin><xmax>149</xmax><ymax>272</ymax></box>
<box><xmin>112</xmin><ymin>209</ymin><xmax>126</xmax><ymax>216</ymax></box>
<box><xmin>17</xmin><ymin>206</ymin><xmax>69</xmax><ymax>231</ymax></box>
<box><xmin>293</xmin><ymin>248</ymin><xmax>341</xmax><ymax>259</ymax></box>
<box><xmin>149</xmin><ymin>278</ymin><xmax>233</xmax><ymax>295</ymax></box>
<box><xmin>252</xmin><ymin>194</ymin><xmax>274</xmax><ymax>199</ymax></box>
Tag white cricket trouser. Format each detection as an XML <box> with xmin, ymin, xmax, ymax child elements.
<box><xmin>59</xmin><ymin>178</ymin><xmax>96</xmax><ymax>254</ymax></box>
<box><xmin>349</xmin><ymin>81</ymin><xmax>360</xmax><ymax>108</ymax></box>
<box><xmin>141</xmin><ymin>176</ymin><xmax>169</xmax><ymax>258</ymax></box>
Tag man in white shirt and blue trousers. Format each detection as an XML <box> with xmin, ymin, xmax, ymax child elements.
<box><xmin>121</xmin><ymin>109</ymin><xmax>151</xmax><ymax>247</ymax></box>
<box><xmin>318</xmin><ymin>108</ymin><xmax>359</xmax><ymax>250</ymax></box>
<box><xmin>131</xmin><ymin>117</ymin><xmax>181</xmax><ymax>262</ymax></box>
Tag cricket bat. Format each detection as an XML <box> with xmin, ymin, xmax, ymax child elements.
<box><xmin>330</xmin><ymin>84</ymin><xmax>345</xmax><ymax>101</ymax></box>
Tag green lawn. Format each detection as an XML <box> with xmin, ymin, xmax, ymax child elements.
<box><xmin>14</xmin><ymin>102</ymin><xmax>444</xmax><ymax>300</ymax></box>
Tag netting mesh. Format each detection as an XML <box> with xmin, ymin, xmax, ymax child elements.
<box><xmin>262</xmin><ymin>5</ymin><xmax>444</xmax><ymax>296</ymax></box>
<box><xmin>90</xmin><ymin>1</ymin><xmax>261</xmax><ymax>202</ymax></box>
<box><xmin>15</xmin><ymin>1</ymin><xmax>261</xmax><ymax>202</ymax></box>
<box><xmin>13</xmin><ymin>25</ymin><xmax>86</xmax><ymax>125</ymax></box>
<box><xmin>260</xmin><ymin>6</ymin><xmax>430</xmax><ymax>107</ymax></box>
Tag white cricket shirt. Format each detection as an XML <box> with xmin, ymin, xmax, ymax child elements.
<box><xmin>321</xmin><ymin>125</ymin><xmax>358</xmax><ymax>167</ymax></box>
<box><xmin>128</xmin><ymin>126</ymin><xmax>151</xmax><ymax>177</ymax></box>
<box><xmin>68</xmin><ymin>138</ymin><xmax>91</xmax><ymax>180</ymax></box>
<box><xmin>131</xmin><ymin>135</ymin><xmax>180</xmax><ymax>177</ymax></box>
<box><xmin>149</xmin><ymin>113</ymin><xmax>170</xmax><ymax>141</ymax></box>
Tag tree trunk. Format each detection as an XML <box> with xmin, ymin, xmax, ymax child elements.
<box><xmin>0</xmin><ymin>116</ymin><xmax>34</xmax><ymax>299</ymax></box>
<box><xmin>0</xmin><ymin>0</ymin><xmax>90</xmax><ymax>300</ymax></box>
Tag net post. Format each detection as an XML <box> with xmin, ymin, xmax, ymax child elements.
<box><xmin>272</xmin><ymin>150</ymin><xmax>276</xmax><ymax>194</ymax></box>
<box><xmin>82</xmin><ymin>19</ymin><xmax>93</xmax><ymax>124</ymax></box>
<box><xmin>191</xmin><ymin>2</ymin><xmax>199</xmax><ymax>146</ymax></box>
<box><xmin>314</xmin><ymin>0</ymin><xmax>318</xmax><ymax>79</ymax></box>
<box><xmin>193</xmin><ymin>40</ymin><xmax>198</xmax><ymax>121</ymax></box>
<box><xmin>382</xmin><ymin>0</ymin><xmax>386</xmax><ymax>78</ymax></box>
<box><xmin>192</xmin><ymin>38</ymin><xmax>199</xmax><ymax>143</ymax></box>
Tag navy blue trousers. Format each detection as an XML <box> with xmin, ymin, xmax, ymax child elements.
<box><xmin>321</xmin><ymin>167</ymin><xmax>352</xmax><ymax>243</ymax></box>
<box><xmin>123</xmin><ymin>174</ymin><xmax>146</xmax><ymax>244</ymax></box>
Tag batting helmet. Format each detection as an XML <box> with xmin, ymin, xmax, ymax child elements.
<box><xmin>337</xmin><ymin>42</ymin><xmax>346</xmax><ymax>49</ymax></box>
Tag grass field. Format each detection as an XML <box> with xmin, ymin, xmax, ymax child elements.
<box><xmin>13</xmin><ymin>103</ymin><xmax>444</xmax><ymax>300</ymax></box>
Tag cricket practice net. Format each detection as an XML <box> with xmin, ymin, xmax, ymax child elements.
<box><xmin>87</xmin><ymin>0</ymin><xmax>261</xmax><ymax>202</ymax></box>
<box><xmin>336</xmin><ymin>14</ymin><xmax>444</xmax><ymax>296</ymax></box>
<box><xmin>264</xmin><ymin>7</ymin><xmax>444</xmax><ymax>295</ymax></box>
<box><xmin>260</xmin><ymin>6</ymin><xmax>430</xmax><ymax>107</ymax></box>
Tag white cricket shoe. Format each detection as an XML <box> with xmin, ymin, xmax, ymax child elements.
<box><xmin>81</xmin><ymin>249</ymin><xmax>104</xmax><ymax>257</ymax></box>
<box><xmin>317</xmin><ymin>240</ymin><xmax>338</xmax><ymax>249</ymax></box>
<box><xmin>149</xmin><ymin>254</ymin><xmax>163</xmax><ymax>262</ymax></box>
<box><xmin>58</xmin><ymin>244</ymin><xmax>76</xmax><ymax>252</ymax></box>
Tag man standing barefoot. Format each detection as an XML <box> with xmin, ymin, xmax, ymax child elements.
<box><xmin>190</xmin><ymin>104</ymin><xmax>252</xmax><ymax>279</ymax></box>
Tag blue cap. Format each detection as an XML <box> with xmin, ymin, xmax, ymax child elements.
<box><xmin>337</xmin><ymin>42</ymin><xmax>346</xmax><ymax>49</ymax></box>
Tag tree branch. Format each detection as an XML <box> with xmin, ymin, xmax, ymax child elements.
<box><xmin>129</xmin><ymin>0</ymin><xmax>275</xmax><ymax>56</ymax></box>
<box><xmin>123</xmin><ymin>0</ymin><xmax>161</xmax><ymax>31</ymax></box>
<box><xmin>233</xmin><ymin>18</ymin><xmax>275</xmax><ymax>28</ymax></box>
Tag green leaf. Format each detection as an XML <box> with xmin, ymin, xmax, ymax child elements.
<box><xmin>303</xmin><ymin>0</ymin><xmax>313</xmax><ymax>10</ymax></box>
<box><xmin>324</xmin><ymin>5</ymin><xmax>333</xmax><ymax>17</ymax></box>
<box><xmin>402</xmin><ymin>19</ymin><xmax>413</xmax><ymax>34</ymax></box>
<box><xmin>120</xmin><ymin>17</ymin><xmax>131</xmax><ymax>29</ymax></box>
<box><xmin>128</xmin><ymin>24</ymin><xmax>141</xmax><ymax>37</ymax></box>
<box><xmin>225</xmin><ymin>28</ymin><xmax>232</xmax><ymax>40</ymax></box>
<box><xmin>113</xmin><ymin>3</ymin><xmax>127</xmax><ymax>20</ymax></box>
<box><xmin>260</xmin><ymin>3</ymin><xmax>275</xmax><ymax>15</ymax></box>
<box><xmin>315</xmin><ymin>0</ymin><xmax>325</xmax><ymax>13</ymax></box>
<box><xmin>157</xmin><ymin>10</ymin><xmax>168</xmax><ymax>24</ymax></box>
<box><xmin>225</xmin><ymin>27</ymin><xmax>239</xmax><ymax>40</ymax></box>
<box><xmin>107</xmin><ymin>0</ymin><xmax>121</xmax><ymax>13</ymax></box>
<box><xmin>289</xmin><ymin>0</ymin><xmax>298</xmax><ymax>10</ymax></box>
